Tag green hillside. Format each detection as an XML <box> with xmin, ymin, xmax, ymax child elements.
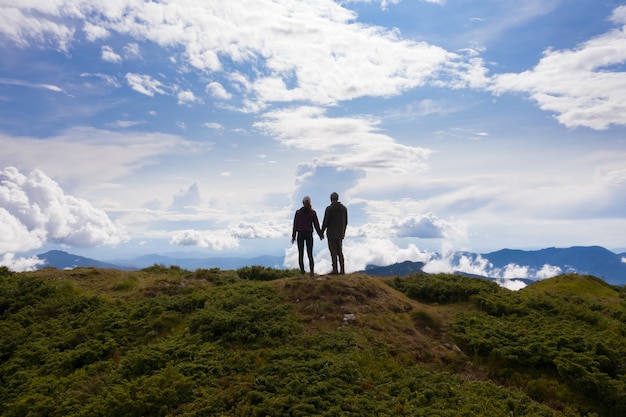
<box><xmin>1</xmin><ymin>265</ymin><xmax>625</xmax><ymax>416</ymax></box>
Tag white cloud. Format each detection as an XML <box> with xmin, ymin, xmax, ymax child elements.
<box><xmin>170</xmin><ymin>229</ymin><xmax>239</xmax><ymax>250</ymax></box>
<box><xmin>106</xmin><ymin>120</ymin><xmax>145</xmax><ymax>128</ymax></box>
<box><xmin>0</xmin><ymin>128</ymin><xmax>199</xmax><ymax>194</ymax></box>
<box><xmin>490</xmin><ymin>7</ymin><xmax>626</xmax><ymax>129</ymax></box>
<box><xmin>0</xmin><ymin>253</ymin><xmax>44</xmax><ymax>272</ymax></box>
<box><xmin>203</xmin><ymin>122</ymin><xmax>224</xmax><ymax>130</ymax></box>
<box><xmin>125</xmin><ymin>73</ymin><xmax>167</xmax><ymax>97</ymax></box>
<box><xmin>5</xmin><ymin>0</ymin><xmax>624</xmax><ymax>133</ymax></box>
<box><xmin>500</xmin><ymin>263</ymin><xmax>530</xmax><ymax>279</ymax></box>
<box><xmin>601</xmin><ymin>169</ymin><xmax>626</xmax><ymax>187</ymax></box>
<box><xmin>392</xmin><ymin>215</ymin><xmax>446</xmax><ymax>238</ymax></box>
<box><xmin>206</xmin><ymin>82</ymin><xmax>232</xmax><ymax>100</ymax></box>
<box><xmin>0</xmin><ymin>206</ymin><xmax>45</xmax><ymax>253</ymax></box>
<box><xmin>101</xmin><ymin>45</ymin><xmax>122</xmax><ymax>63</ymax></box>
<box><xmin>0</xmin><ymin>167</ymin><xmax>128</xmax><ymax>252</ymax></box>
<box><xmin>80</xmin><ymin>72</ymin><xmax>121</xmax><ymax>88</ymax></box>
<box><xmin>123</xmin><ymin>42</ymin><xmax>141</xmax><ymax>60</ymax></box>
<box><xmin>168</xmin><ymin>221</ymin><xmax>287</xmax><ymax>251</ymax></box>
<box><xmin>621</xmin><ymin>256</ymin><xmax>626</xmax><ymax>264</ymax></box>
<box><xmin>256</xmin><ymin>106</ymin><xmax>432</xmax><ymax>174</ymax></box>
<box><xmin>283</xmin><ymin>238</ymin><xmax>432</xmax><ymax>274</ymax></box>
<box><xmin>0</xmin><ymin>77</ymin><xmax>66</xmax><ymax>94</ymax></box>
<box><xmin>495</xmin><ymin>279</ymin><xmax>527</xmax><ymax>291</ymax></box>
<box><xmin>610</xmin><ymin>5</ymin><xmax>626</xmax><ymax>25</ymax></box>
<box><xmin>177</xmin><ymin>90</ymin><xmax>202</xmax><ymax>106</ymax></box>
<box><xmin>423</xmin><ymin>252</ymin><xmax>491</xmax><ymax>276</ymax></box>
<box><xmin>536</xmin><ymin>264</ymin><xmax>563</xmax><ymax>279</ymax></box>
<box><xmin>422</xmin><ymin>250</ymin><xmax>562</xmax><ymax>284</ymax></box>
<box><xmin>342</xmin><ymin>0</ymin><xmax>406</xmax><ymax>10</ymax></box>
<box><xmin>0</xmin><ymin>6</ymin><xmax>76</xmax><ymax>51</ymax></box>
<box><xmin>229</xmin><ymin>222</ymin><xmax>288</xmax><ymax>239</ymax></box>
<box><xmin>169</xmin><ymin>182</ymin><xmax>203</xmax><ymax>211</ymax></box>
<box><xmin>83</xmin><ymin>22</ymin><xmax>109</xmax><ymax>41</ymax></box>
<box><xmin>1</xmin><ymin>1</ymin><xmax>471</xmax><ymax>107</ymax></box>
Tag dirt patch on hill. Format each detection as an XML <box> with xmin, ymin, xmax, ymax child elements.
<box><xmin>271</xmin><ymin>274</ymin><xmax>467</xmax><ymax>366</ymax></box>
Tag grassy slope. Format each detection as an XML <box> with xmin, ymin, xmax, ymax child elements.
<box><xmin>1</xmin><ymin>267</ymin><xmax>624</xmax><ymax>416</ymax></box>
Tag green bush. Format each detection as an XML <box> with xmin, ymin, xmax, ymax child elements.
<box><xmin>189</xmin><ymin>282</ymin><xmax>299</xmax><ymax>345</ymax></box>
<box><xmin>236</xmin><ymin>265</ymin><xmax>298</xmax><ymax>281</ymax></box>
<box><xmin>449</xmin><ymin>281</ymin><xmax>626</xmax><ymax>415</ymax></box>
<box><xmin>0</xmin><ymin>266</ymin><xmax>13</xmax><ymax>276</ymax></box>
<box><xmin>2</xmin><ymin>271</ymin><xmax>611</xmax><ymax>417</ymax></box>
<box><xmin>391</xmin><ymin>273</ymin><xmax>501</xmax><ymax>303</ymax></box>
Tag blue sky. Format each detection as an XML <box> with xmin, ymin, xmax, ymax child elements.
<box><xmin>1</xmin><ymin>0</ymin><xmax>626</xmax><ymax>277</ymax></box>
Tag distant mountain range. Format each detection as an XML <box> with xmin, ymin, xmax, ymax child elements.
<box><xmin>35</xmin><ymin>250</ymin><xmax>285</xmax><ymax>272</ymax></box>
<box><xmin>361</xmin><ymin>246</ymin><xmax>626</xmax><ymax>286</ymax></box>
<box><xmin>36</xmin><ymin>250</ymin><xmax>127</xmax><ymax>270</ymax></box>
<box><xmin>35</xmin><ymin>246</ymin><xmax>626</xmax><ymax>286</ymax></box>
<box><xmin>481</xmin><ymin>246</ymin><xmax>625</xmax><ymax>284</ymax></box>
<box><xmin>363</xmin><ymin>260</ymin><xmax>426</xmax><ymax>277</ymax></box>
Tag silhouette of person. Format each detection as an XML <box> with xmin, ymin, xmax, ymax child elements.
<box><xmin>321</xmin><ymin>192</ymin><xmax>348</xmax><ymax>275</ymax></box>
<box><xmin>292</xmin><ymin>196</ymin><xmax>323</xmax><ymax>277</ymax></box>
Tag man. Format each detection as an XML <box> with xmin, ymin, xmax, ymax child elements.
<box><xmin>321</xmin><ymin>192</ymin><xmax>348</xmax><ymax>275</ymax></box>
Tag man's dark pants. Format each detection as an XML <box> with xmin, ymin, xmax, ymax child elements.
<box><xmin>328</xmin><ymin>238</ymin><xmax>344</xmax><ymax>274</ymax></box>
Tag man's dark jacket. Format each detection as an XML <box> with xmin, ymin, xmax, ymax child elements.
<box><xmin>322</xmin><ymin>202</ymin><xmax>348</xmax><ymax>240</ymax></box>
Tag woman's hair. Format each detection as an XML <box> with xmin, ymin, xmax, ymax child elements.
<box><xmin>302</xmin><ymin>196</ymin><xmax>312</xmax><ymax>210</ymax></box>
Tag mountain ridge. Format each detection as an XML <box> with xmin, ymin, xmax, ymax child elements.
<box><xmin>482</xmin><ymin>245</ymin><xmax>626</xmax><ymax>285</ymax></box>
<box><xmin>34</xmin><ymin>245</ymin><xmax>626</xmax><ymax>285</ymax></box>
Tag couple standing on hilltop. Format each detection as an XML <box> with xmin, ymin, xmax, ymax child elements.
<box><xmin>291</xmin><ymin>192</ymin><xmax>348</xmax><ymax>277</ymax></box>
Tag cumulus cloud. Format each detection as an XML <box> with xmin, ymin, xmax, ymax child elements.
<box><xmin>392</xmin><ymin>215</ymin><xmax>446</xmax><ymax>238</ymax></box>
<box><xmin>0</xmin><ymin>167</ymin><xmax>128</xmax><ymax>253</ymax></box>
<box><xmin>350</xmin><ymin>203</ymin><xmax>465</xmax><ymax>242</ymax></box>
<box><xmin>423</xmin><ymin>252</ymin><xmax>491</xmax><ymax>276</ymax></box>
<box><xmin>536</xmin><ymin>264</ymin><xmax>563</xmax><ymax>279</ymax></box>
<box><xmin>170</xmin><ymin>229</ymin><xmax>239</xmax><ymax>250</ymax></box>
<box><xmin>490</xmin><ymin>7</ymin><xmax>626</xmax><ymax>129</ymax></box>
<box><xmin>101</xmin><ymin>45</ymin><xmax>121</xmax><ymax>63</ymax></box>
<box><xmin>206</xmin><ymin>82</ymin><xmax>232</xmax><ymax>100</ymax></box>
<box><xmin>0</xmin><ymin>253</ymin><xmax>44</xmax><ymax>272</ymax></box>
<box><xmin>169</xmin><ymin>221</ymin><xmax>287</xmax><ymax>251</ymax></box>
<box><xmin>177</xmin><ymin>90</ymin><xmax>202</xmax><ymax>106</ymax></box>
<box><xmin>422</xmin><ymin>251</ymin><xmax>562</xmax><ymax>287</ymax></box>
<box><xmin>84</xmin><ymin>22</ymin><xmax>109</xmax><ymax>42</ymax></box>
<box><xmin>495</xmin><ymin>279</ymin><xmax>527</xmax><ymax>291</ymax></box>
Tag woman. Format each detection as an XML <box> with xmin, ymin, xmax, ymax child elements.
<box><xmin>291</xmin><ymin>196</ymin><xmax>323</xmax><ymax>277</ymax></box>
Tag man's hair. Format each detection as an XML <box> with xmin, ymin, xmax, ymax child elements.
<box><xmin>330</xmin><ymin>192</ymin><xmax>339</xmax><ymax>202</ymax></box>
